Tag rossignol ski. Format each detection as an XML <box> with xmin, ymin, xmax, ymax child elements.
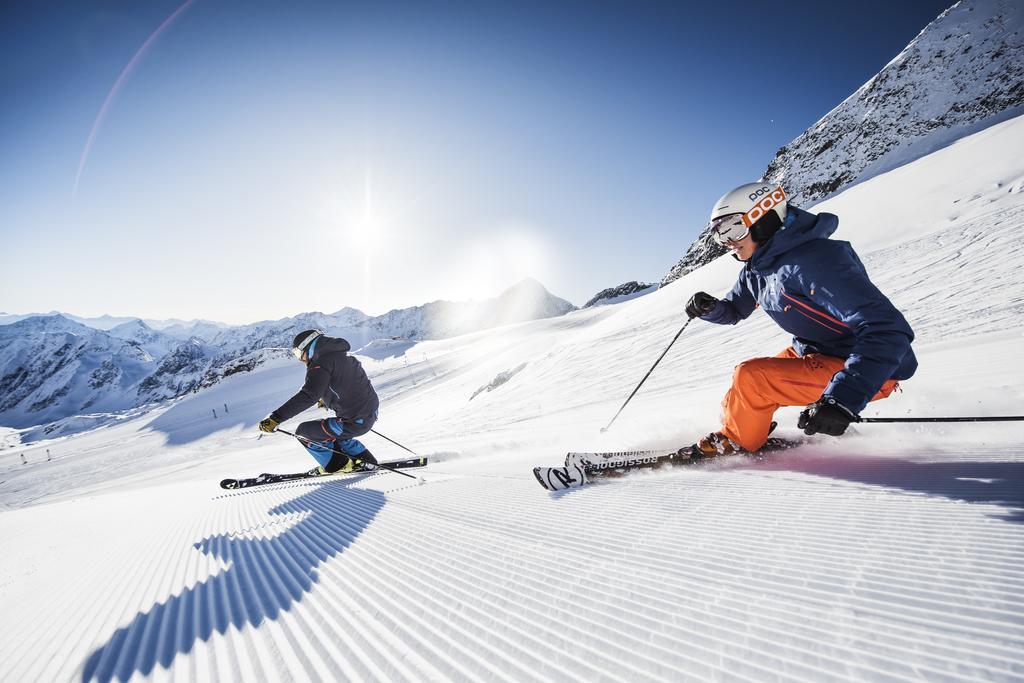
<box><xmin>534</xmin><ymin>437</ymin><xmax>802</xmax><ymax>491</ymax></box>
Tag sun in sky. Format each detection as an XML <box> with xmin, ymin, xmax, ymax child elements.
<box><xmin>0</xmin><ymin>0</ymin><xmax>956</xmax><ymax>324</ymax></box>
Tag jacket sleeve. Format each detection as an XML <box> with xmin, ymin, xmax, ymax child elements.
<box><xmin>702</xmin><ymin>271</ymin><xmax>757</xmax><ymax>325</ymax></box>
<box><xmin>796</xmin><ymin>245</ymin><xmax>914</xmax><ymax>414</ymax></box>
<box><xmin>272</xmin><ymin>364</ymin><xmax>331</xmax><ymax>422</ymax></box>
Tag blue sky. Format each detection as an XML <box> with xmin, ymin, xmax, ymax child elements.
<box><xmin>0</xmin><ymin>0</ymin><xmax>953</xmax><ymax>324</ymax></box>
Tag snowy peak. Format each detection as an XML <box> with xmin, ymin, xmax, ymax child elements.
<box><xmin>107</xmin><ymin>319</ymin><xmax>179</xmax><ymax>360</ymax></box>
<box><xmin>584</xmin><ymin>281</ymin><xmax>658</xmax><ymax>308</ymax></box>
<box><xmin>661</xmin><ymin>0</ymin><xmax>1023</xmax><ymax>286</ymax></box>
<box><xmin>764</xmin><ymin>0</ymin><xmax>1024</xmax><ymax>205</ymax></box>
<box><xmin>490</xmin><ymin>278</ymin><xmax>576</xmax><ymax>324</ymax></box>
<box><xmin>151</xmin><ymin>320</ymin><xmax>229</xmax><ymax>341</ymax></box>
<box><xmin>325</xmin><ymin>307</ymin><xmax>372</xmax><ymax>325</ymax></box>
<box><xmin>0</xmin><ymin>313</ymin><xmax>95</xmax><ymax>338</ymax></box>
<box><xmin>108</xmin><ymin>319</ymin><xmax>153</xmax><ymax>336</ymax></box>
<box><xmin>406</xmin><ymin>278</ymin><xmax>576</xmax><ymax>339</ymax></box>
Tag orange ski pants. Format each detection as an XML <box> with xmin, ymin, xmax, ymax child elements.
<box><xmin>720</xmin><ymin>347</ymin><xmax>898</xmax><ymax>452</ymax></box>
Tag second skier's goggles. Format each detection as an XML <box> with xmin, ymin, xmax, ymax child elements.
<box><xmin>709</xmin><ymin>214</ymin><xmax>749</xmax><ymax>245</ymax></box>
<box><xmin>292</xmin><ymin>330</ymin><xmax>324</xmax><ymax>361</ymax></box>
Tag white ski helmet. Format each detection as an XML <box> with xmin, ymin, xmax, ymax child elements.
<box><xmin>708</xmin><ymin>182</ymin><xmax>788</xmax><ymax>244</ymax></box>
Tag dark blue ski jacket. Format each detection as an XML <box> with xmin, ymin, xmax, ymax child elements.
<box><xmin>272</xmin><ymin>335</ymin><xmax>379</xmax><ymax>424</ymax></box>
<box><xmin>701</xmin><ymin>206</ymin><xmax>917</xmax><ymax>414</ymax></box>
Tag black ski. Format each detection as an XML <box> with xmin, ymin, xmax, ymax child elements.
<box><xmin>589</xmin><ymin>436</ymin><xmax>800</xmax><ymax>474</ymax></box>
<box><xmin>220</xmin><ymin>456</ymin><xmax>428</xmax><ymax>490</ymax></box>
<box><xmin>534</xmin><ymin>437</ymin><xmax>803</xmax><ymax>491</ymax></box>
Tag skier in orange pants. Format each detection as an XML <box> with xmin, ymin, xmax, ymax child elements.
<box><xmin>683</xmin><ymin>182</ymin><xmax>917</xmax><ymax>457</ymax></box>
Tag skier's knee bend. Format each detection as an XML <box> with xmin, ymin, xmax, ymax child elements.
<box><xmin>732</xmin><ymin>358</ymin><xmax>769</xmax><ymax>389</ymax></box>
<box><xmin>295</xmin><ymin>419</ymin><xmax>329</xmax><ymax>442</ymax></box>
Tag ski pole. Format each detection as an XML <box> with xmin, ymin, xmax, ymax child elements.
<box><xmin>860</xmin><ymin>415</ymin><xmax>1024</xmax><ymax>423</ymax></box>
<box><xmin>275</xmin><ymin>428</ymin><xmax>418</xmax><ymax>480</ymax></box>
<box><xmin>601</xmin><ymin>318</ymin><xmax>694</xmax><ymax>433</ymax></box>
<box><xmin>370</xmin><ymin>428</ymin><xmax>420</xmax><ymax>456</ymax></box>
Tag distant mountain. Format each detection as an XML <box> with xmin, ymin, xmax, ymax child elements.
<box><xmin>107</xmin><ymin>320</ymin><xmax>180</xmax><ymax>359</ymax></box>
<box><xmin>145</xmin><ymin>319</ymin><xmax>231</xmax><ymax>340</ymax></box>
<box><xmin>0</xmin><ymin>279</ymin><xmax>576</xmax><ymax>429</ymax></box>
<box><xmin>662</xmin><ymin>0</ymin><xmax>1024</xmax><ymax>286</ymax></box>
<box><xmin>0</xmin><ymin>312</ymin><xmax>232</xmax><ymax>337</ymax></box>
<box><xmin>62</xmin><ymin>313</ymin><xmax>152</xmax><ymax>331</ymax></box>
<box><xmin>385</xmin><ymin>278</ymin><xmax>576</xmax><ymax>339</ymax></box>
<box><xmin>583</xmin><ymin>282</ymin><xmax>658</xmax><ymax>308</ymax></box>
<box><xmin>0</xmin><ymin>312</ymin><xmax>48</xmax><ymax>326</ymax></box>
<box><xmin>0</xmin><ymin>315</ymin><xmax>154</xmax><ymax>428</ymax></box>
<box><xmin>207</xmin><ymin>278</ymin><xmax>575</xmax><ymax>355</ymax></box>
<box><xmin>0</xmin><ymin>315</ymin><xmax>280</xmax><ymax>428</ymax></box>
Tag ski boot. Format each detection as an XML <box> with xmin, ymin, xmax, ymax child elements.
<box><xmin>677</xmin><ymin>422</ymin><xmax>800</xmax><ymax>461</ymax></box>
<box><xmin>307</xmin><ymin>452</ymin><xmax>356</xmax><ymax>477</ymax></box>
<box><xmin>676</xmin><ymin>431</ymin><xmax>741</xmax><ymax>461</ymax></box>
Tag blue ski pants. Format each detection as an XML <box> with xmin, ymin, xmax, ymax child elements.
<box><xmin>295</xmin><ymin>412</ymin><xmax>376</xmax><ymax>469</ymax></box>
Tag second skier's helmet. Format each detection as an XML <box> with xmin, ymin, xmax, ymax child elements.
<box><xmin>708</xmin><ymin>182</ymin><xmax>788</xmax><ymax>245</ymax></box>
<box><xmin>291</xmin><ymin>329</ymin><xmax>324</xmax><ymax>361</ymax></box>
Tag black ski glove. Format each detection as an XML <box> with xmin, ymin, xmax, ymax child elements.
<box><xmin>686</xmin><ymin>291</ymin><xmax>719</xmax><ymax>319</ymax></box>
<box><xmin>798</xmin><ymin>396</ymin><xmax>859</xmax><ymax>436</ymax></box>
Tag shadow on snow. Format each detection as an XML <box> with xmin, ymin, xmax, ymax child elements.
<box><xmin>81</xmin><ymin>480</ymin><xmax>383</xmax><ymax>682</ymax></box>
<box><xmin>754</xmin><ymin>451</ymin><xmax>1024</xmax><ymax>523</ymax></box>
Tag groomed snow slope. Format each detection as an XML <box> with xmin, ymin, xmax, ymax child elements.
<box><xmin>1</xmin><ymin>115</ymin><xmax>1023</xmax><ymax>682</ymax></box>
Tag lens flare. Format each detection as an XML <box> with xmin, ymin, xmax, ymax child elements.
<box><xmin>73</xmin><ymin>0</ymin><xmax>199</xmax><ymax>196</ymax></box>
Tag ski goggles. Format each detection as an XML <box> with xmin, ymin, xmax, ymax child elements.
<box><xmin>292</xmin><ymin>330</ymin><xmax>324</xmax><ymax>361</ymax></box>
<box><xmin>709</xmin><ymin>214</ymin><xmax>749</xmax><ymax>245</ymax></box>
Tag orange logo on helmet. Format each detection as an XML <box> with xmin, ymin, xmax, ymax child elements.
<box><xmin>742</xmin><ymin>187</ymin><xmax>786</xmax><ymax>228</ymax></box>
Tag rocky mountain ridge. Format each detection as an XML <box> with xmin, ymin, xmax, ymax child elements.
<box><xmin>583</xmin><ymin>282</ymin><xmax>658</xmax><ymax>308</ymax></box>
<box><xmin>662</xmin><ymin>0</ymin><xmax>1023</xmax><ymax>286</ymax></box>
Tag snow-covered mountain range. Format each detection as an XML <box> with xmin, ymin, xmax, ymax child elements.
<box><xmin>663</xmin><ymin>0</ymin><xmax>1023</xmax><ymax>286</ymax></box>
<box><xmin>0</xmin><ymin>278</ymin><xmax>574</xmax><ymax>429</ymax></box>
<box><xmin>0</xmin><ymin>312</ymin><xmax>231</xmax><ymax>338</ymax></box>
<box><xmin>206</xmin><ymin>277</ymin><xmax>575</xmax><ymax>356</ymax></box>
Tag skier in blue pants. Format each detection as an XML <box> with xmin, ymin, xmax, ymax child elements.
<box><xmin>259</xmin><ymin>330</ymin><xmax>380</xmax><ymax>474</ymax></box>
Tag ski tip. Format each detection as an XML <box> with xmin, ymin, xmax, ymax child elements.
<box><xmin>220</xmin><ymin>479</ymin><xmax>239</xmax><ymax>490</ymax></box>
